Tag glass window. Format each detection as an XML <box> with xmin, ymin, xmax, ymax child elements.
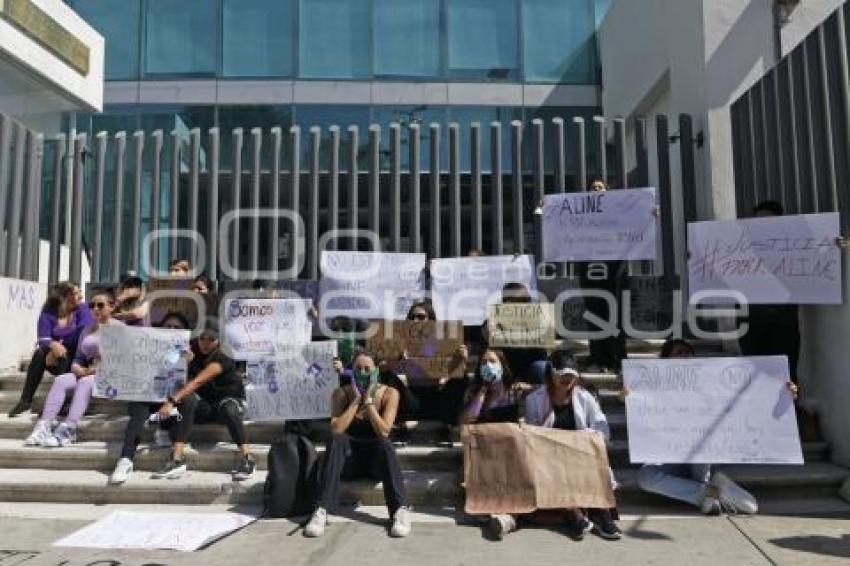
<box><xmin>70</xmin><ymin>1</ymin><xmax>140</xmax><ymax>80</ymax></box>
<box><xmin>293</xmin><ymin>105</ymin><xmax>372</xmax><ymax>169</ymax></box>
<box><xmin>373</xmin><ymin>105</ymin><xmax>447</xmax><ymax>171</ymax></box>
<box><xmin>522</xmin><ymin>0</ymin><xmax>597</xmax><ymax>84</ymax></box>
<box><xmin>222</xmin><ymin>0</ymin><xmax>296</xmax><ymax>78</ymax></box>
<box><xmin>447</xmin><ymin>0</ymin><xmax>518</xmax><ymax>81</ymax></box>
<box><xmin>217</xmin><ymin>106</ymin><xmax>294</xmax><ymax>170</ymax></box>
<box><xmin>299</xmin><ymin>0</ymin><xmax>371</xmax><ymax>79</ymax></box>
<box><xmin>448</xmin><ymin>107</ymin><xmax>523</xmax><ymax>171</ymax></box>
<box><xmin>144</xmin><ymin>0</ymin><xmax>217</xmax><ymax>76</ymax></box>
<box><xmin>374</xmin><ymin>0</ymin><xmax>441</xmax><ymax>78</ymax></box>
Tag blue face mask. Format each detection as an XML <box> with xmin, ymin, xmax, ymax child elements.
<box><xmin>480</xmin><ymin>362</ymin><xmax>503</xmax><ymax>384</ymax></box>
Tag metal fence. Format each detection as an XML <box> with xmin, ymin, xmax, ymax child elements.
<box><xmin>731</xmin><ymin>1</ymin><xmax>850</xmax><ymax>230</ymax></box>
<box><xmin>0</xmin><ymin>110</ymin><xmax>701</xmax><ymax>287</ymax></box>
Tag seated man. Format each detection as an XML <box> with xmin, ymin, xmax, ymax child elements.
<box><xmin>304</xmin><ymin>352</ymin><xmax>411</xmax><ymax>538</ymax></box>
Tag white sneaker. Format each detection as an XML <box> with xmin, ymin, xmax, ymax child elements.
<box><xmin>24</xmin><ymin>421</ymin><xmax>53</xmax><ymax>447</ymax></box>
<box><xmin>488</xmin><ymin>514</ymin><xmax>517</xmax><ymax>540</ymax></box>
<box><xmin>109</xmin><ymin>458</ymin><xmax>134</xmax><ymax>485</ymax></box>
<box><xmin>710</xmin><ymin>471</ymin><xmax>758</xmax><ymax>515</ymax></box>
<box><xmin>153</xmin><ymin>429</ymin><xmax>171</xmax><ymax>448</ymax></box>
<box><xmin>390</xmin><ymin>506</ymin><xmax>412</xmax><ymax>538</ymax></box>
<box><xmin>304</xmin><ymin>507</ymin><xmax>328</xmax><ymax>538</ymax></box>
<box><xmin>53</xmin><ymin>423</ymin><xmax>77</xmax><ymax>447</ymax></box>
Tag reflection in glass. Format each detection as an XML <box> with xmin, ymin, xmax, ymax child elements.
<box><xmin>446</xmin><ymin>0</ymin><xmax>518</xmax><ymax>80</ymax></box>
<box><xmin>144</xmin><ymin>0</ymin><xmax>217</xmax><ymax>76</ymax></box>
<box><xmin>222</xmin><ymin>0</ymin><xmax>296</xmax><ymax>78</ymax></box>
<box><xmin>299</xmin><ymin>0</ymin><xmax>371</xmax><ymax>79</ymax></box>
<box><xmin>374</xmin><ymin>0</ymin><xmax>441</xmax><ymax>78</ymax></box>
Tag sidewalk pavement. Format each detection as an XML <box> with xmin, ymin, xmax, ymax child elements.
<box><xmin>0</xmin><ymin>503</ymin><xmax>846</xmax><ymax>566</ymax></box>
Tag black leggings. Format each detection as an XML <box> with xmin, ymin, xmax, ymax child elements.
<box><xmin>168</xmin><ymin>394</ymin><xmax>247</xmax><ymax>447</ymax></box>
<box><xmin>120</xmin><ymin>402</ymin><xmax>159</xmax><ymax>460</ymax></box>
<box><xmin>18</xmin><ymin>348</ymin><xmax>71</xmax><ymax>404</ymax></box>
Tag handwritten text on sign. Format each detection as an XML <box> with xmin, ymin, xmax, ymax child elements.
<box><xmin>366</xmin><ymin>320</ymin><xmax>465</xmax><ymax>381</ymax></box>
<box><xmin>542</xmin><ymin>188</ymin><xmax>658</xmax><ymax>262</ymax></box>
<box><xmin>488</xmin><ymin>303</ymin><xmax>556</xmax><ymax>348</ymax></box>
<box><xmin>245</xmin><ymin>341</ymin><xmax>338</xmax><ymax>421</ymax></box>
<box><xmin>430</xmin><ymin>255</ymin><xmax>537</xmax><ymax>325</ymax></box>
<box><xmin>320</xmin><ymin>251</ymin><xmax>427</xmax><ymax>319</ymax></box>
<box><xmin>688</xmin><ymin>213</ymin><xmax>841</xmax><ymax>304</ymax></box>
<box><xmin>623</xmin><ymin>356</ymin><xmax>803</xmax><ymax>464</ymax></box>
<box><xmin>95</xmin><ymin>325</ymin><xmax>190</xmax><ymax>402</ymax></box>
<box><xmin>222</xmin><ymin>298</ymin><xmax>313</xmax><ymax>360</ymax></box>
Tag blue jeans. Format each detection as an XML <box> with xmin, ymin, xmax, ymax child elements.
<box><xmin>638</xmin><ymin>464</ymin><xmax>712</xmax><ymax>508</ymax></box>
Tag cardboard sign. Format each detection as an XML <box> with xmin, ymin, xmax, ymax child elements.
<box><xmin>487</xmin><ymin>303</ymin><xmax>556</xmax><ymax>348</ymax></box>
<box><xmin>245</xmin><ymin>341</ymin><xmax>338</xmax><ymax>421</ymax></box>
<box><xmin>542</xmin><ymin>188</ymin><xmax>658</xmax><ymax>262</ymax></box>
<box><xmin>623</xmin><ymin>356</ymin><xmax>803</xmax><ymax>464</ymax></box>
<box><xmin>430</xmin><ymin>255</ymin><xmax>537</xmax><ymax>325</ymax></box>
<box><xmin>688</xmin><ymin>213</ymin><xmax>842</xmax><ymax>304</ymax></box>
<box><xmin>221</xmin><ymin>298</ymin><xmax>313</xmax><ymax>360</ymax></box>
<box><xmin>319</xmin><ymin>251</ymin><xmax>427</xmax><ymax>319</ymax></box>
<box><xmin>95</xmin><ymin>325</ymin><xmax>190</xmax><ymax>402</ymax></box>
<box><xmin>366</xmin><ymin>320</ymin><xmax>465</xmax><ymax>381</ymax></box>
<box><xmin>463</xmin><ymin>423</ymin><xmax>616</xmax><ymax>515</ymax></box>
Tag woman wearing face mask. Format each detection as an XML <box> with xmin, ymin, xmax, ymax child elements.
<box><xmin>24</xmin><ymin>289</ymin><xmax>121</xmax><ymax>447</ymax></box>
<box><xmin>459</xmin><ymin>348</ymin><xmax>519</xmax><ymax>425</ymax></box>
<box><xmin>9</xmin><ymin>282</ymin><xmax>93</xmax><ymax>417</ymax></box>
<box><xmin>305</xmin><ymin>352</ymin><xmax>411</xmax><ymax>539</ymax></box>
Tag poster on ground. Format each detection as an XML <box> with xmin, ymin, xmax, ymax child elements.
<box><xmin>366</xmin><ymin>320</ymin><xmax>465</xmax><ymax>381</ymax></box>
<box><xmin>221</xmin><ymin>298</ymin><xmax>313</xmax><ymax>360</ymax></box>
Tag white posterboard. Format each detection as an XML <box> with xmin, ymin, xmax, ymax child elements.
<box><xmin>319</xmin><ymin>251</ymin><xmax>427</xmax><ymax>319</ymax></box>
<box><xmin>245</xmin><ymin>341</ymin><xmax>338</xmax><ymax>421</ymax></box>
<box><xmin>95</xmin><ymin>325</ymin><xmax>190</xmax><ymax>402</ymax></box>
<box><xmin>688</xmin><ymin>213</ymin><xmax>842</xmax><ymax>304</ymax></box>
<box><xmin>222</xmin><ymin>298</ymin><xmax>313</xmax><ymax>360</ymax></box>
<box><xmin>54</xmin><ymin>511</ymin><xmax>256</xmax><ymax>552</ymax></box>
<box><xmin>623</xmin><ymin>356</ymin><xmax>803</xmax><ymax>464</ymax></box>
<box><xmin>430</xmin><ymin>255</ymin><xmax>537</xmax><ymax>325</ymax></box>
<box><xmin>542</xmin><ymin>188</ymin><xmax>658</xmax><ymax>262</ymax></box>
<box><xmin>0</xmin><ymin>276</ymin><xmax>47</xmax><ymax>370</ymax></box>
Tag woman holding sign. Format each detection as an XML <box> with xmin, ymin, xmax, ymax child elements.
<box><xmin>305</xmin><ymin>352</ymin><xmax>411</xmax><ymax>538</ymax></box>
<box><xmin>24</xmin><ymin>289</ymin><xmax>120</xmax><ymax>447</ymax></box>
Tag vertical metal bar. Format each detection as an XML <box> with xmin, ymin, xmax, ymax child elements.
<box><xmin>188</xmin><ymin>128</ymin><xmax>200</xmax><ymax>265</ymax></box>
<box><xmin>746</xmin><ymin>91</ymin><xmax>760</xmax><ymax>207</ymax></box>
<box><xmin>208</xmin><ymin>128</ymin><xmax>220</xmax><ymax>280</ymax></box>
<box><xmin>759</xmin><ymin>80</ymin><xmax>773</xmax><ymax>201</ymax></box>
<box><xmin>250</xmin><ymin>127</ymin><xmax>262</xmax><ymax>277</ymax></box>
<box><xmin>552</xmin><ymin>117</ymin><xmax>566</xmax><ymax>192</ymax></box>
<box><xmin>817</xmin><ymin>26</ymin><xmax>839</xmax><ymax>211</ymax></box>
<box><xmin>635</xmin><ymin>117</ymin><xmax>649</xmax><ymax>186</ymax></box>
<box><xmin>801</xmin><ymin>39</ymin><xmax>820</xmax><ymax>212</ymax></box>
<box><xmin>22</xmin><ymin>132</ymin><xmax>43</xmax><ymax>281</ymax></box>
<box><xmin>838</xmin><ymin>9</ymin><xmax>850</xmax><ymax>232</ymax></box>
<box><xmin>347</xmin><ymin>125</ymin><xmax>359</xmax><ymax>250</ymax></box>
<box><xmin>6</xmin><ymin>124</ymin><xmax>26</xmax><ymax>278</ymax></box>
<box><xmin>614</xmin><ymin>117</ymin><xmax>627</xmax><ymax>188</ymax></box>
<box><xmin>130</xmin><ymin>131</ymin><xmax>144</xmax><ymax>273</ymax></box>
<box><xmin>269</xmin><ymin>126</ymin><xmax>282</xmax><ymax>277</ymax></box>
<box><xmin>389</xmin><ymin>123</ymin><xmax>402</xmax><ymax>251</ymax></box>
<box><xmin>491</xmin><ymin>122</ymin><xmax>504</xmax><ymax>255</ymax></box>
<box><xmin>449</xmin><ymin>123</ymin><xmax>461</xmax><ymax>257</ymax></box>
<box><xmin>289</xmin><ymin>126</ymin><xmax>301</xmax><ymax>279</ymax></box>
<box><xmin>149</xmin><ymin>130</ymin><xmax>163</xmax><ymax>275</ymax></box>
<box><xmin>679</xmin><ymin>115</ymin><xmax>698</xmax><ymax>222</ymax></box>
<box><xmin>771</xmin><ymin>67</ymin><xmax>787</xmax><ymax>210</ymax></box>
<box><xmin>787</xmin><ymin>54</ymin><xmax>803</xmax><ymax>213</ymax></box>
<box><xmin>168</xmin><ymin>130</ymin><xmax>180</xmax><ymax>262</ymax></box>
<box><xmin>0</xmin><ymin>115</ymin><xmax>11</xmax><ymax>274</ymax></box>
<box><xmin>409</xmin><ymin>123</ymin><xmax>422</xmax><ymax>253</ymax></box>
<box><xmin>510</xmin><ymin>121</ymin><xmax>524</xmax><ymax>254</ymax></box>
<box><xmin>656</xmin><ymin>116</ymin><xmax>675</xmax><ymax>279</ymax></box>
<box><xmin>69</xmin><ymin>133</ymin><xmax>85</xmax><ymax>283</ymax></box>
<box><xmin>470</xmin><ymin>122</ymin><xmax>483</xmax><ymax>252</ymax></box>
<box><xmin>573</xmin><ymin>117</ymin><xmax>587</xmax><ymax>190</ymax></box>
<box><xmin>593</xmin><ymin>116</ymin><xmax>607</xmax><ymax>183</ymax></box>
<box><xmin>29</xmin><ymin>133</ymin><xmax>43</xmax><ymax>281</ymax></box>
<box><xmin>368</xmin><ymin>124</ymin><xmax>381</xmax><ymax>238</ymax></box>
<box><xmin>230</xmin><ymin>128</ymin><xmax>243</xmax><ymax>278</ymax></box>
<box><xmin>90</xmin><ymin>132</ymin><xmax>107</xmax><ymax>282</ymax></box>
<box><xmin>48</xmin><ymin>134</ymin><xmax>65</xmax><ymax>286</ymax></box>
<box><xmin>430</xmin><ymin>123</ymin><xmax>441</xmax><ymax>258</ymax></box>
<box><xmin>532</xmin><ymin>118</ymin><xmax>545</xmax><ymax>266</ymax></box>
<box><xmin>112</xmin><ymin>132</ymin><xmax>126</xmax><ymax>281</ymax></box>
<box><xmin>329</xmin><ymin>126</ymin><xmax>340</xmax><ymax>251</ymax></box>
<box><xmin>308</xmin><ymin>126</ymin><xmax>321</xmax><ymax>279</ymax></box>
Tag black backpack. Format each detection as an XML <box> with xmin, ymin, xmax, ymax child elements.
<box><xmin>263</xmin><ymin>432</ymin><xmax>320</xmax><ymax>518</ymax></box>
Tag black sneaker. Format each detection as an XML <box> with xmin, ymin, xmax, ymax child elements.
<box><xmin>588</xmin><ymin>509</ymin><xmax>622</xmax><ymax>541</ymax></box>
<box><xmin>151</xmin><ymin>457</ymin><xmax>187</xmax><ymax>480</ymax></box>
<box><xmin>8</xmin><ymin>399</ymin><xmax>31</xmax><ymax>418</ymax></box>
<box><xmin>565</xmin><ymin>512</ymin><xmax>592</xmax><ymax>541</ymax></box>
<box><xmin>233</xmin><ymin>455</ymin><xmax>256</xmax><ymax>481</ymax></box>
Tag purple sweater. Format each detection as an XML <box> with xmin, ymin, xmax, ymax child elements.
<box><xmin>36</xmin><ymin>303</ymin><xmax>95</xmax><ymax>353</ymax></box>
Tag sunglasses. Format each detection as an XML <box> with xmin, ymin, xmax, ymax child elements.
<box><xmin>89</xmin><ymin>301</ymin><xmax>109</xmax><ymax>310</ymax></box>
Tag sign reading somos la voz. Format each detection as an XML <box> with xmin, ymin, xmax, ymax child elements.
<box><xmin>222</xmin><ymin>298</ymin><xmax>313</xmax><ymax>360</ymax></box>
<box><xmin>245</xmin><ymin>341</ymin><xmax>338</xmax><ymax>421</ymax></box>
<box><xmin>623</xmin><ymin>356</ymin><xmax>803</xmax><ymax>464</ymax></box>
<box><xmin>95</xmin><ymin>325</ymin><xmax>190</xmax><ymax>403</ymax></box>
<box><xmin>542</xmin><ymin>188</ymin><xmax>658</xmax><ymax>262</ymax></box>
<box><xmin>487</xmin><ymin>303</ymin><xmax>556</xmax><ymax>348</ymax></box>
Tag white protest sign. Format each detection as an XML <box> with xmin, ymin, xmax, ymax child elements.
<box><xmin>0</xmin><ymin>277</ymin><xmax>47</xmax><ymax>370</ymax></box>
<box><xmin>542</xmin><ymin>188</ymin><xmax>658</xmax><ymax>262</ymax></box>
<box><xmin>623</xmin><ymin>356</ymin><xmax>803</xmax><ymax>464</ymax></box>
<box><xmin>95</xmin><ymin>325</ymin><xmax>190</xmax><ymax>402</ymax></box>
<box><xmin>222</xmin><ymin>298</ymin><xmax>313</xmax><ymax>360</ymax></box>
<box><xmin>430</xmin><ymin>255</ymin><xmax>537</xmax><ymax>325</ymax></box>
<box><xmin>245</xmin><ymin>341</ymin><xmax>338</xmax><ymax>421</ymax></box>
<box><xmin>688</xmin><ymin>213</ymin><xmax>841</xmax><ymax>304</ymax></box>
<box><xmin>54</xmin><ymin>511</ymin><xmax>256</xmax><ymax>552</ymax></box>
<box><xmin>320</xmin><ymin>251</ymin><xmax>427</xmax><ymax>319</ymax></box>
<box><xmin>487</xmin><ymin>303</ymin><xmax>556</xmax><ymax>348</ymax></box>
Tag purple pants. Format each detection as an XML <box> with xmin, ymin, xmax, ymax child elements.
<box><xmin>40</xmin><ymin>373</ymin><xmax>94</xmax><ymax>427</ymax></box>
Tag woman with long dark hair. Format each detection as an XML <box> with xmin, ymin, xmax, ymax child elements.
<box><xmin>459</xmin><ymin>347</ymin><xmax>519</xmax><ymax>425</ymax></box>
